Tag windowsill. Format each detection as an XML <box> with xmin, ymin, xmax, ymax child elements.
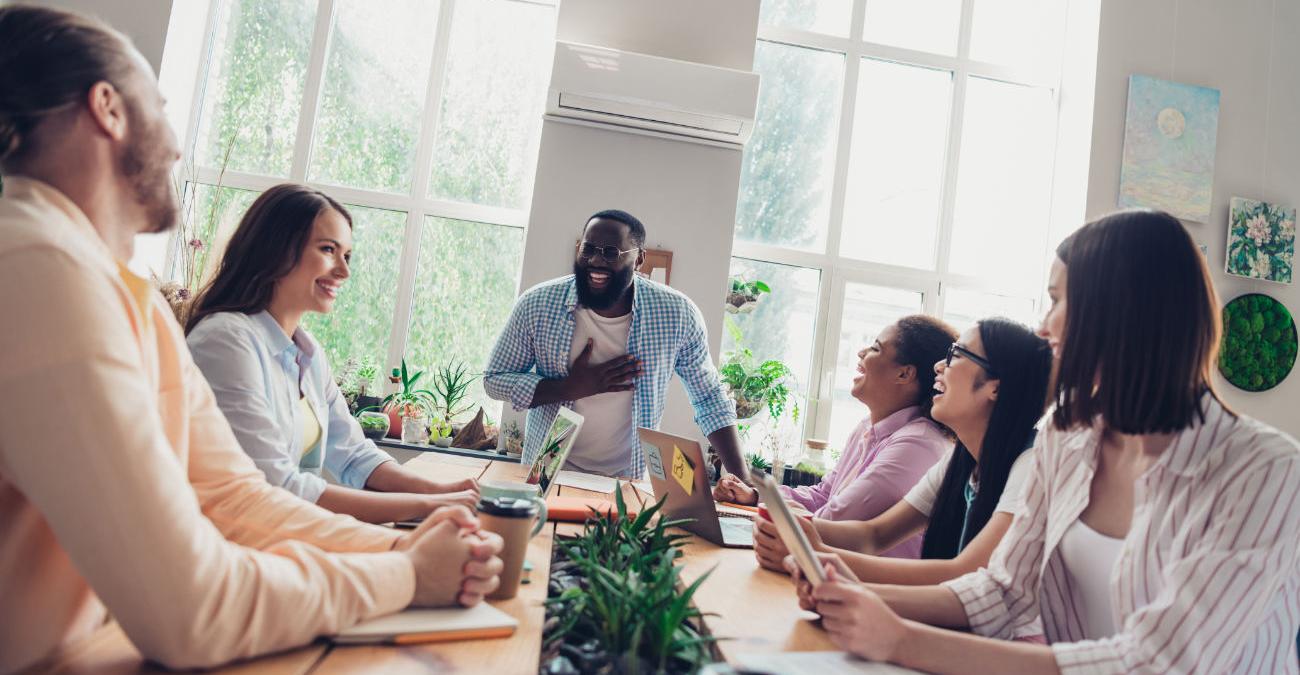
<box><xmin>374</xmin><ymin>438</ymin><xmax>522</xmax><ymax>464</ymax></box>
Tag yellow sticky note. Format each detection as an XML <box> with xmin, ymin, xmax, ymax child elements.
<box><xmin>671</xmin><ymin>444</ymin><xmax>695</xmax><ymax>495</ymax></box>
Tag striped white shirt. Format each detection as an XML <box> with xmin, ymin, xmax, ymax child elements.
<box><xmin>944</xmin><ymin>397</ymin><xmax>1300</xmax><ymax>674</ymax></box>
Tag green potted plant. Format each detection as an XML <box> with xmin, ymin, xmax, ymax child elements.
<box><xmin>542</xmin><ymin>489</ymin><xmax>718</xmax><ymax>673</ymax></box>
<box><xmin>430</xmin><ymin>361</ymin><xmax>478</xmax><ymax>431</ymax></box>
<box><xmin>381</xmin><ymin>359</ymin><xmax>436</xmax><ymax>443</ymax></box>
<box><xmin>429</xmin><ymin>418</ymin><xmax>454</xmax><ymax>448</ymax></box>
<box><xmin>356</xmin><ymin>411</ymin><xmax>389</xmax><ymax>441</ymax></box>
<box><xmin>725</xmin><ymin>276</ymin><xmax>770</xmax><ymax>314</ymax></box>
<box><xmin>746</xmin><ymin>452</ymin><xmax>772</xmax><ymax>475</ymax></box>
<box><xmin>719</xmin><ymin>347</ymin><xmax>797</xmax><ymax>422</ymax></box>
<box><xmin>785</xmin><ymin>460</ymin><xmax>826</xmax><ymax>488</ymax></box>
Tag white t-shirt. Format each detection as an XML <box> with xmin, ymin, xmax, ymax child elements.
<box><xmin>1058</xmin><ymin>518</ymin><xmax>1125</xmax><ymax>640</ymax></box>
<box><xmin>566</xmin><ymin>307</ymin><xmax>635</xmax><ymax>476</ymax></box>
<box><xmin>903</xmin><ymin>448</ymin><xmax>1033</xmax><ymax>518</ymax></box>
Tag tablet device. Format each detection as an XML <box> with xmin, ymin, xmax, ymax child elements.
<box><xmin>751</xmin><ymin>473</ymin><xmax>826</xmax><ymax>586</ymax></box>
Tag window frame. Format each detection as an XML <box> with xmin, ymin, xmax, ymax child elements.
<box><xmin>174</xmin><ymin>0</ymin><xmax>556</xmax><ymax>389</ymax></box>
<box><xmin>742</xmin><ymin>0</ymin><xmax>1066</xmax><ymax>444</ymax></box>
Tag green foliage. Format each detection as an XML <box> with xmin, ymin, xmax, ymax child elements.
<box><xmin>1219</xmin><ymin>294</ymin><xmax>1297</xmax><ymax>392</ymax></box>
<box><xmin>429</xmin><ymin>361</ymin><xmax>479</xmax><ymax>424</ymax></box>
<box><xmin>719</xmin><ymin>347</ymin><xmax>799</xmax><ymax>422</ymax></box>
<box><xmin>381</xmin><ymin>359</ymin><xmax>437</xmax><ymax>417</ymax></box>
<box><xmin>793</xmin><ymin>461</ymin><xmax>825</xmax><ymax>477</ymax></box>
<box><xmin>746</xmin><ymin>453</ymin><xmax>772</xmax><ymax>472</ymax></box>
<box><xmin>544</xmin><ymin>489</ymin><xmax>716</xmax><ymax>673</ymax></box>
<box><xmin>357</xmin><ymin>415</ymin><xmax>389</xmax><ymax>431</ymax></box>
<box><xmin>728</xmin><ymin>276</ymin><xmax>771</xmax><ymax>297</ymax></box>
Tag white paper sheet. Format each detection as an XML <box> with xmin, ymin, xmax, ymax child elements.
<box><xmin>554</xmin><ymin>470</ymin><xmax>618</xmax><ymax>494</ymax></box>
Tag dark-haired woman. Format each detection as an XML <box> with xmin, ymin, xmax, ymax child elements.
<box><xmin>186</xmin><ymin>184</ymin><xmax>478</xmax><ymax>524</ymax></box>
<box><xmin>715</xmin><ymin>315</ymin><xmax>957</xmax><ymax>558</ymax></box>
<box><xmin>761</xmin><ymin>319</ymin><xmax>1051</xmax><ymax>600</ymax></box>
<box><xmin>796</xmin><ymin>210</ymin><xmax>1300</xmax><ymax>674</ymax></box>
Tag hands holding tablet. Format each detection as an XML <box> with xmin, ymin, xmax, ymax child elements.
<box><xmin>753</xmin><ymin>511</ymin><xmax>828</xmax><ymax>572</ymax></box>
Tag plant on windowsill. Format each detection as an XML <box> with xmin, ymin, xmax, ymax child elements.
<box><xmin>382</xmin><ymin>360</ymin><xmax>436</xmax><ymax>443</ymax></box>
<box><xmin>356</xmin><ymin>411</ymin><xmax>390</xmax><ymax>441</ymax></box>
<box><xmin>429</xmin><ymin>418</ymin><xmax>453</xmax><ymax>448</ymax></box>
<box><xmin>542</xmin><ymin>488</ymin><xmax>719</xmax><ymax>674</ymax></box>
<box><xmin>785</xmin><ymin>461</ymin><xmax>826</xmax><ymax>489</ymax></box>
<box><xmin>430</xmin><ymin>361</ymin><xmax>479</xmax><ymax>431</ymax></box>
<box><xmin>746</xmin><ymin>452</ymin><xmax>772</xmax><ymax>475</ymax></box>
<box><xmin>724</xmin><ymin>276</ymin><xmax>770</xmax><ymax>314</ymax></box>
<box><xmin>719</xmin><ymin>346</ymin><xmax>798</xmax><ymax>423</ymax></box>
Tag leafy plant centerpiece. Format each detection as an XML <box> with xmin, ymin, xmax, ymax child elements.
<box><xmin>382</xmin><ymin>359</ymin><xmax>436</xmax><ymax>443</ymax></box>
<box><xmin>543</xmin><ymin>488</ymin><xmax>718</xmax><ymax>674</ymax></box>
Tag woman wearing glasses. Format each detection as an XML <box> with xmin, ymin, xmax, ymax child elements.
<box><xmin>715</xmin><ymin>315</ymin><xmax>958</xmax><ymax>559</ymax></box>
<box><xmin>186</xmin><ymin>184</ymin><xmax>478</xmax><ymax>524</ymax></box>
<box><xmin>796</xmin><ymin>210</ymin><xmax>1300</xmax><ymax>674</ymax></box>
<box><xmin>755</xmin><ymin>319</ymin><xmax>1052</xmax><ymax>601</ymax></box>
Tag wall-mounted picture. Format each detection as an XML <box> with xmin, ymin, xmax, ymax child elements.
<box><xmin>1118</xmin><ymin>74</ymin><xmax>1221</xmax><ymax>223</ymax></box>
<box><xmin>1225</xmin><ymin>197</ymin><xmax>1295</xmax><ymax>284</ymax></box>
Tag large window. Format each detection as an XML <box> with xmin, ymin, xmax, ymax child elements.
<box><xmin>180</xmin><ymin>0</ymin><xmax>557</xmax><ymax>419</ymax></box>
<box><xmin>734</xmin><ymin>0</ymin><xmax>1065</xmax><ymax>462</ymax></box>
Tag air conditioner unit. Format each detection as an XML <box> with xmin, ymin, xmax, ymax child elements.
<box><xmin>546</xmin><ymin>41</ymin><xmax>760</xmax><ymax>146</ymax></box>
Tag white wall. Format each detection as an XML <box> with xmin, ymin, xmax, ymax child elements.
<box><xmin>1085</xmin><ymin>0</ymin><xmax>1300</xmax><ymax>438</ymax></box>
<box><xmin>36</xmin><ymin>0</ymin><xmax>173</xmax><ymax>75</ymax></box>
<box><xmin>513</xmin><ymin>0</ymin><xmax>760</xmax><ymax>444</ymax></box>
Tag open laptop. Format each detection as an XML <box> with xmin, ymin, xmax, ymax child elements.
<box><xmin>637</xmin><ymin>428</ymin><xmax>754</xmax><ymax>548</ymax></box>
<box><xmin>523</xmin><ymin>406</ymin><xmax>584</xmax><ymax>498</ymax></box>
<box><xmin>397</xmin><ymin>408</ymin><xmax>583</xmax><ymax>527</ymax></box>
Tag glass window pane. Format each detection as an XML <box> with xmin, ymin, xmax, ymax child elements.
<box><xmin>301</xmin><ymin>205</ymin><xmax>405</xmax><ymax>372</ymax></box>
<box><xmin>840</xmin><ymin>59</ymin><xmax>951</xmax><ymax>269</ymax></box>
<box><xmin>308</xmin><ymin>0</ymin><xmax>440</xmax><ymax>193</ymax></box>
<box><xmin>759</xmin><ymin>0</ymin><xmax>853</xmax><ymax>37</ymax></box>
<box><xmin>863</xmin><ymin>0</ymin><xmax>961</xmax><ymax>56</ymax></box>
<box><xmin>736</xmin><ymin>42</ymin><xmax>844</xmax><ymax>252</ymax></box>
<box><xmin>194</xmin><ymin>0</ymin><xmax>316</xmax><ymax>177</ymax></box>
<box><xmin>720</xmin><ymin>259</ymin><xmax>821</xmax><ymax>462</ymax></box>
<box><xmin>826</xmin><ymin>284</ymin><xmax>923</xmax><ymax>458</ymax></box>
<box><xmin>186</xmin><ymin>183</ymin><xmax>260</xmax><ymax>290</ymax></box>
<box><xmin>941</xmin><ymin>288</ymin><xmax>1038</xmax><ymax>334</ymax></box>
<box><xmin>405</xmin><ymin>218</ymin><xmax>526</xmax><ymax>423</ymax></box>
<box><xmin>947</xmin><ymin>78</ymin><xmax>1055</xmax><ymax>286</ymax></box>
<box><xmin>428</xmin><ymin>0</ymin><xmax>556</xmax><ymax>209</ymax></box>
<box><xmin>969</xmin><ymin>0</ymin><xmax>1066</xmax><ymax>69</ymax></box>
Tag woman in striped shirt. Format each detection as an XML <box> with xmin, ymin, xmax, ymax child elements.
<box><xmin>794</xmin><ymin>210</ymin><xmax>1300</xmax><ymax>674</ymax></box>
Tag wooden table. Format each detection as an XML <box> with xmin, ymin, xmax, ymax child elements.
<box><xmin>49</xmin><ymin>453</ymin><xmax>833</xmax><ymax>674</ymax></box>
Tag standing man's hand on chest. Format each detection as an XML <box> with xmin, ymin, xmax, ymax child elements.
<box><xmin>564</xmin><ymin>338</ymin><xmax>641</xmax><ymax>400</ymax></box>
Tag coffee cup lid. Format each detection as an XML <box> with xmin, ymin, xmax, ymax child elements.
<box><xmin>477</xmin><ymin>496</ymin><xmax>539</xmax><ymax>518</ymax></box>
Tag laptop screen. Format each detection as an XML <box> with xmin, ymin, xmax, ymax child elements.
<box><xmin>524</xmin><ymin>407</ymin><xmax>584</xmax><ymax>498</ymax></box>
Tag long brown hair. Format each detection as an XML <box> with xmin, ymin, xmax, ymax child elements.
<box><xmin>0</xmin><ymin>4</ymin><xmax>136</xmax><ymax>168</ymax></box>
<box><xmin>1051</xmin><ymin>209</ymin><xmax>1227</xmax><ymax>434</ymax></box>
<box><xmin>185</xmin><ymin>183</ymin><xmax>351</xmax><ymax>334</ymax></box>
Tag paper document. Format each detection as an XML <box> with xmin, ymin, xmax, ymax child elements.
<box><xmin>701</xmin><ymin>651</ymin><xmax>923</xmax><ymax>674</ymax></box>
<box><xmin>554</xmin><ymin>470</ymin><xmax>618</xmax><ymax>494</ymax></box>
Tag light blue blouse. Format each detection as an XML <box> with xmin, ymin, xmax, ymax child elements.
<box><xmin>187</xmin><ymin>310</ymin><xmax>393</xmax><ymax>502</ymax></box>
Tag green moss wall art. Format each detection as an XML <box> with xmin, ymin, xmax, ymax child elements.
<box><xmin>1219</xmin><ymin>294</ymin><xmax>1297</xmax><ymax>392</ymax></box>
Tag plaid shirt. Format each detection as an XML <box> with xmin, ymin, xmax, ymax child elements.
<box><xmin>484</xmin><ymin>274</ymin><xmax>736</xmax><ymax>476</ymax></box>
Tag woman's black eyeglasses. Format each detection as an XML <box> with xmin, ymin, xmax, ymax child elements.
<box><xmin>946</xmin><ymin>343</ymin><xmax>997</xmax><ymax>376</ymax></box>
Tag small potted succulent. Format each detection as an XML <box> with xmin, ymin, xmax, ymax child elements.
<box><xmin>430</xmin><ymin>418</ymin><xmax>454</xmax><ymax>448</ymax></box>
<box><xmin>725</xmin><ymin>276</ymin><xmax>770</xmax><ymax>314</ymax></box>
<box><xmin>746</xmin><ymin>452</ymin><xmax>772</xmax><ymax>475</ymax></box>
<box><xmin>382</xmin><ymin>359</ymin><xmax>436</xmax><ymax>444</ymax></box>
<box><xmin>356</xmin><ymin>411</ymin><xmax>390</xmax><ymax>441</ymax></box>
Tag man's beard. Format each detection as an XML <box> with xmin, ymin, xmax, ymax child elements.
<box><xmin>574</xmin><ymin>261</ymin><xmax>634</xmax><ymax>310</ymax></box>
<box><xmin>119</xmin><ymin>120</ymin><xmax>179</xmax><ymax>234</ymax></box>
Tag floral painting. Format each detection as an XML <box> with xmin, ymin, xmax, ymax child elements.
<box><xmin>1226</xmin><ymin>197</ymin><xmax>1295</xmax><ymax>284</ymax></box>
<box><xmin>1118</xmin><ymin>75</ymin><xmax>1220</xmax><ymax>222</ymax></box>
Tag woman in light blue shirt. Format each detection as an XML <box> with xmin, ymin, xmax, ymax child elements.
<box><xmin>186</xmin><ymin>183</ymin><xmax>477</xmax><ymax>523</ymax></box>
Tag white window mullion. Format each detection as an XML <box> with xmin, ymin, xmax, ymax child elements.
<box><xmin>383</xmin><ymin>0</ymin><xmax>459</xmax><ymax>392</ymax></box>
<box><xmin>932</xmin><ymin>0</ymin><xmax>978</xmax><ymax>318</ymax></box>
<box><xmin>811</xmin><ymin>268</ymin><xmax>846</xmax><ymax>441</ymax></box>
<box><xmin>288</xmin><ymin>0</ymin><xmax>336</xmax><ymax>182</ymax></box>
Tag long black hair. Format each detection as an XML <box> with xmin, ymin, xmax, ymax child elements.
<box><xmin>920</xmin><ymin>317</ymin><xmax>1052</xmax><ymax>559</ymax></box>
<box><xmin>185</xmin><ymin>183</ymin><xmax>351</xmax><ymax>334</ymax></box>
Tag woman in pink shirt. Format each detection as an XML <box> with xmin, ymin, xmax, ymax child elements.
<box><xmin>714</xmin><ymin>315</ymin><xmax>957</xmax><ymax>558</ymax></box>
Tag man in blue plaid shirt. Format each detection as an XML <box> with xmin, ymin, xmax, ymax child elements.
<box><xmin>484</xmin><ymin>209</ymin><xmax>748</xmax><ymax>480</ymax></box>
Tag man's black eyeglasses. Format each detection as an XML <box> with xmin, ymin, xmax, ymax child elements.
<box><xmin>577</xmin><ymin>241</ymin><xmax>639</xmax><ymax>263</ymax></box>
<box><xmin>946</xmin><ymin>343</ymin><xmax>997</xmax><ymax>376</ymax></box>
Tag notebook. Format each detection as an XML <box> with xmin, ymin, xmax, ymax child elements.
<box><xmin>333</xmin><ymin>602</ymin><xmax>518</xmax><ymax>645</ymax></box>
